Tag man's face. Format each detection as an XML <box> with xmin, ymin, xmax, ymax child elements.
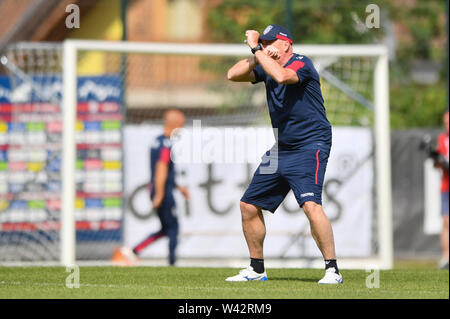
<box><xmin>260</xmin><ymin>39</ymin><xmax>276</xmax><ymax>48</ymax></box>
<box><xmin>260</xmin><ymin>39</ymin><xmax>289</xmax><ymax>62</ymax></box>
<box><xmin>260</xmin><ymin>39</ymin><xmax>285</xmax><ymax>52</ymax></box>
<box><xmin>260</xmin><ymin>39</ymin><xmax>290</xmax><ymax>57</ymax></box>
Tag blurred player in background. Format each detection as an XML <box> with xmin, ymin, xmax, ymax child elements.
<box><xmin>436</xmin><ymin>109</ymin><xmax>449</xmax><ymax>269</ymax></box>
<box><xmin>225</xmin><ymin>25</ymin><xmax>342</xmax><ymax>284</ymax></box>
<box><xmin>112</xmin><ymin>109</ymin><xmax>189</xmax><ymax>266</ymax></box>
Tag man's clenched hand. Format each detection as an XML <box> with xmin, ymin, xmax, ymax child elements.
<box><xmin>263</xmin><ymin>45</ymin><xmax>280</xmax><ymax>60</ymax></box>
<box><xmin>245</xmin><ymin>30</ymin><xmax>260</xmax><ymax>48</ymax></box>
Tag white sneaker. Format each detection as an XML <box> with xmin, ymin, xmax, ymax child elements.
<box><xmin>225</xmin><ymin>266</ymin><xmax>268</xmax><ymax>282</ymax></box>
<box><xmin>120</xmin><ymin>247</ymin><xmax>139</xmax><ymax>262</ymax></box>
<box><xmin>318</xmin><ymin>267</ymin><xmax>343</xmax><ymax>284</ymax></box>
<box><xmin>438</xmin><ymin>259</ymin><xmax>449</xmax><ymax>269</ymax></box>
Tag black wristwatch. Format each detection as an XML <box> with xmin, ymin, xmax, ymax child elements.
<box><xmin>251</xmin><ymin>43</ymin><xmax>263</xmax><ymax>54</ymax></box>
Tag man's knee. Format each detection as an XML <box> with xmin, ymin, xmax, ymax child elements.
<box><xmin>302</xmin><ymin>201</ymin><xmax>322</xmax><ymax>215</ymax></box>
<box><xmin>240</xmin><ymin>201</ymin><xmax>259</xmax><ymax>221</ymax></box>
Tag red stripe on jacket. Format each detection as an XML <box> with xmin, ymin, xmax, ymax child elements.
<box><xmin>286</xmin><ymin>60</ymin><xmax>305</xmax><ymax>72</ymax></box>
<box><xmin>159</xmin><ymin>147</ymin><xmax>171</xmax><ymax>163</ymax></box>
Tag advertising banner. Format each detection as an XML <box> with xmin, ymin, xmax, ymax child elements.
<box><xmin>124</xmin><ymin>125</ymin><xmax>373</xmax><ymax>259</ymax></box>
<box><xmin>0</xmin><ymin>75</ymin><xmax>123</xmax><ymax>244</ymax></box>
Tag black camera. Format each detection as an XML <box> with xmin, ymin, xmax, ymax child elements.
<box><xmin>419</xmin><ymin>134</ymin><xmax>449</xmax><ymax>172</ymax></box>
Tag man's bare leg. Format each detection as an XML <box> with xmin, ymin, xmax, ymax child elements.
<box><xmin>302</xmin><ymin>201</ymin><xmax>336</xmax><ymax>260</ymax></box>
<box><xmin>302</xmin><ymin>201</ymin><xmax>342</xmax><ymax>283</ymax></box>
<box><xmin>224</xmin><ymin>201</ymin><xmax>268</xmax><ymax>281</ymax></box>
<box><xmin>240</xmin><ymin>201</ymin><xmax>266</xmax><ymax>259</ymax></box>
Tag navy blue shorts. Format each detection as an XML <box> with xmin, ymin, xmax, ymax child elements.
<box><xmin>241</xmin><ymin>145</ymin><xmax>330</xmax><ymax>213</ymax></box>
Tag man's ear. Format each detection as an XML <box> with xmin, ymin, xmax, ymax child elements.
<box><xmin>283</xmin><ymin>41</ymin><xmax>290</xmax><ymax>52</ymax></box>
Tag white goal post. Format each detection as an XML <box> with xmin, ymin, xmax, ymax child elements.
<box><xmin>61</xmin><ymin>39</ymin><xmax>393</xmax><ymax>269</ymax></box>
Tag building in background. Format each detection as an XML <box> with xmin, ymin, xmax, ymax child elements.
<box><xmin>0</xmin><ymin>0</ymin><xmax>236</xmax><ymax>121</ymax></box>
<box><xmin>0</xmin><ymin>0</ymin><xmax>207</xmax><ymax>45</ymax></box>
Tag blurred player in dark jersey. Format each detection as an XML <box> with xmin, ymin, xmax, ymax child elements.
<box><xmin>112</xmin><ymin>109</ymin><xmax>188</xmax><ymax>266</ymax></box>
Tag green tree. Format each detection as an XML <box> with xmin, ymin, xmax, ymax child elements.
<box><xmin>206</xmin><ymin>0</ymin><xmax>448</xmax><ymax>129</ymax></box>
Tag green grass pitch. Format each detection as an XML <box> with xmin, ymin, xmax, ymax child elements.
<box><xmin>0</xmin><ymin>264</ymin><xmax>448</xmax><ymax>299</ymax></box>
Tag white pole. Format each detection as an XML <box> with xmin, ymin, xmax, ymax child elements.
<box><xmin>62</xmin><ymin>40</ymin><xmax>387</xmax><ymax>57</ymax></box>
<box><xmin>61</xmin><ymin>41</ymin><xmax>77</xmax><ymax>266</ymax></box>
<box><xmin>374</xmin><ymin>52</ymin><xmax>393</xmax><ymax>269</ymax></box>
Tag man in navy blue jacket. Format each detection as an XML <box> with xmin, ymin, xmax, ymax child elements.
<box><xmin>226</xmin><ymin>25</ymin><xmax>342</xmax><ymax>284</ymax></box>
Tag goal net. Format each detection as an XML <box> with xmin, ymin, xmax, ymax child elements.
<box><xmin>0</xmin><ymin>40</ymin><xmax>392</xmax><ymax>269</ymax></box>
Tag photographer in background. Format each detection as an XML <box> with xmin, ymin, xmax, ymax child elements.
<box><xmin>435</xmin><ymin>109</ymin><xmax>449</xmax><ymax>269</ymax></box>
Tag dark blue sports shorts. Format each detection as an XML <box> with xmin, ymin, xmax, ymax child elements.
<box><xmin>241</xmin><ymin>145</ymin><xmax>330</xmax><ymax>213</ymax></box>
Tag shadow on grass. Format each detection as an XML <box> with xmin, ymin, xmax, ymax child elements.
<box><xmin>270</xmin><ymin>277</ymin><xmax>318</xmax><ymax>283</ymax></box>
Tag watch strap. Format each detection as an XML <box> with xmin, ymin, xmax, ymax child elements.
<box><xmin>251</xmin><ymin>43</ymin><xmax>263</xmax><ymax>54</ymax></box>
